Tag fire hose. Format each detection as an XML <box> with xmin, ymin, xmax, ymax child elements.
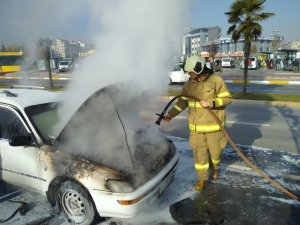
<box><xmin>155</xmin><ymin>94</ymin><xmax>300</xmax><ymax>202</ymax></box>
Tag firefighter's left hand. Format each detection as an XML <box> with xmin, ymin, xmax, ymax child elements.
<box><xmin>200</xmin><ymin>100</ymin><xmax>209</xmax><ymax>108</ymax></box>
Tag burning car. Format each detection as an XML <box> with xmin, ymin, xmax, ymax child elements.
<box><xmin>0</xmin><ymin>87</ymin><xmax>178</xmax><ymax>224</ymax></box>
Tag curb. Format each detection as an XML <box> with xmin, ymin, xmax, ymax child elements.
<box><xmin>1</xmin><ymin>75</ymin><xmax>300</xmax><ymax>85</ymax></box>
<box><xmin>0</xmin><ymin>76</ymin><xmax>70</xmax><ymax>81</ymax></box>
<box><xmin>160</xmin><ymin>96</ymin><xmax>300</xmax><ymax>107</ymax></box>
<box><xmin>225</xmin><ymin>79</ymin><xmax>300</xmax><ymax>85</ymax></box>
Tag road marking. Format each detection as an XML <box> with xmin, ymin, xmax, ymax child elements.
<box><xmin>225</xmin><ymin>80</ymin><xmax>300</xmax><ymax>85</ymax></box>
<box><xmin>175</xmin><ymin>116</ymin><xmax>270</xmax><ymax>127</ymax></box>
<box><xmin>226</xmin><ymin>120</ymin><xmax>270</xmax><ymax>127</ymax></box>
<box><xmin>0</xmin><ymin>76</ymin><xmax>70</xmax><ymax>80</ymax></box>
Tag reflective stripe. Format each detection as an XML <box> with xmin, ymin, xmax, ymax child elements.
<box><xmin>215</xmin><ymin>98</ymin><xmax>223</xmax><ymax>107</ymax></box>
<box><xmin>211</xmin><ymin>158</ymin><xmax>221</xmax><ymax>166</ymax></box>
<box><xmin>173</xmin><ymin>104</ymin><xmax>183</xmax><ymax>112</ymax></box>
<box><xmin>189</xmin><ymin>122</ymin><xmax>225</xmax><ymax>132</ymax></box>
<box><xmin>180</xmin><ymin>96</ymin><xmax>188</xmax><ymax>101</ymax></box>
<box><xmin>188</xmin><ymin>101</ymin><xmax>203</xmax><ymax>108</ymax></box>
<box><xmin>217</xmin><ymin>91</ymin><xmax>231</xmax><ymax>98</ymax></box>
<box><xmin>195</xmin><ymin>162</ymin><xmax>209</xmax><ymax>170</ymax></box>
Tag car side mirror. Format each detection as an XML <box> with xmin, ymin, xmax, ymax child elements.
<box><xmin>9</xmin><ymin>135</ymin><xmax>34</xmax><ymax>146</ymax></box>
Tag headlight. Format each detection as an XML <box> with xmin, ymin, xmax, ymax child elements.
<box><xmin>106</xmin><ymin>179</ymin><xmax>134</xmax><ymax>193</ymax></box>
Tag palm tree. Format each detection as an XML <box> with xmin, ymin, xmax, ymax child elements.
<box><xmin>225</xmin><ymin>0</ymin><xmax>274</xmax><ymax>95</ymax></box>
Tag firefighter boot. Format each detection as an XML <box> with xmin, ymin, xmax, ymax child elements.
<box><xmin>194</xmin><ymin>180</ymin><xmax>206</xmax><ymax>191</ymax></box>
<box><xmin>210</xmin><ymin>167</ymin><xmax>218</xmax><ymax>180</ymax></box>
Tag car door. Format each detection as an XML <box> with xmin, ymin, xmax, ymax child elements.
<box><xmin>0</xmin><ymin>105</ymin><xmax>44</xmax><ymax>190</ymax></box>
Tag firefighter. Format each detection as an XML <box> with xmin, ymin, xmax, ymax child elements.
<box><xmin>164</xmin><ymin>55</ymin><xmax>232</xmax><ymax>191</ymax></box>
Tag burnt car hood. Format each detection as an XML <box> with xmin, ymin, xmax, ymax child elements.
<box><xmin>54</xmin><ymin>84</ymin><xmax>176</xmax><ymax>187</ymax></box>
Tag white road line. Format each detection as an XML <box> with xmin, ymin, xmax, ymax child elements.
<box><xmin>175</xmin><ymin>116</ymin><xmax>270</xmax><ymax>127</ymax></box>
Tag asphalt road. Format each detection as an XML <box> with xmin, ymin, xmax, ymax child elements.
<box><xmin>0</xmin><ymin>69</ymin><xmax>300</xmax><ymax>224</ymax></box>
<box><xmin>1</xmin><ymin>138</ymin><xmax>299</xmax><ymax>225</ymax></box>
<box><xmin>143</xmin><ymin>98</ymin><xmax>300</xmax><ymax>154</ymax></box>
<box><xmin>1</xmin><ymin>96</ymin><xmax>300</xmax><ymax>224</ymax></box>
<box><xmin>169</xmin><ymin>83</ymin><xmax>300</xmax><ymax>94</ymax></box>
<box><xmin>1</xmin><ymin>68</ymin><xmax>300</xmax><ymax>94</ymax></box>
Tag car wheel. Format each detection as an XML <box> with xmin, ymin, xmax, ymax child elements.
<box><xmin>56</xmin><ymin>180</ymin><xmax>98</xmax><ymax>225</ymax></box>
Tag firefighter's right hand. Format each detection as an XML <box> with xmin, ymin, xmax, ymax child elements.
<box><xmin>163</xmin><ymin>114</ymin><xmax>172</xmax><ymax>122</ymax></box>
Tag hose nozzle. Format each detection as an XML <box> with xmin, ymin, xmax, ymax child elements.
<box><xmin>155</xmin><ymin>112</ymin><xmax>165</xmax><ymax>125</ymax></box>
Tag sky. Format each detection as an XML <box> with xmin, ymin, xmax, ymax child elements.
<box><xmin>0</xmin><ymin>0</ymin><xmax>300</xmax><ymax>46</ymax></box>
<box><xmin>189</xmin><ymin>0</ymin><xmax>300</xmax><ymax>41</ymax></box>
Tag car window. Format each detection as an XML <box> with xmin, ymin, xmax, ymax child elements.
<box><xmin>0</xmin><ymin>106</ymin><xmax>29</xmax><ymax>140</ymax></box>
<box><xmin>222</xmin><ymin>58</ymin><xmax>231</xmax><ymax>62</ymax></box>
<box><xmin>25</xmin><ymin>102</ymin><xmax>60</xmax><ymax>143</ymax></box>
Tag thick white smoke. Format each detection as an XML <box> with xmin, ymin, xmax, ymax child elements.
<box><xmin>2</xmin><ymin>0</ymin><xmax>192</xmax><ymax>177</ymax></box>
<box><xmin>61</xmin><ymin>0</ymin><xmax>189</xmax><ymax>117</ymax></box>
<box><xmin>56</xmin><ymin>0</ymin><xmax>190</xmax><ymax>177</ymax></box>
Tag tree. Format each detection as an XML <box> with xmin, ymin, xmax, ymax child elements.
<box><xmin>251</xmin><ymin>44</ymin><xmax>257</xmax><ymax>55</ymax></box>
<box><xmin>207</xmin><ymin>41</ymin><xmax>219</xmax><ymax>62</ymax></box>
<box><xmin>225</xmin><ymin>0</ymin><xmax>274</xmax><ymax>95</ymax></box>
<box><xmin>36</xmin><ymin>38</ymin><xmax>53</xmax><ymax>89</ymax></box>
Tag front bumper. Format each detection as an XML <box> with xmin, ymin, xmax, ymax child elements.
<box><xmin>89</xmin><ymin>151</ymin><xmax>179</xmax><ymax>218</ymax></box>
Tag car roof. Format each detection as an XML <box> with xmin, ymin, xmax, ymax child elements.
<box><xmin>0</xmin><ymin>89</ymin><xmax>60</xmax><ymax>109</ymax></box>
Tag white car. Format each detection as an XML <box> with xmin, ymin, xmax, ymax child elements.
<box><xmin>221</xmin><ymin>57</ymin><xmax>232</xmax><ymax>68</ymax></box>
<box><xmin>0</xmin><ymin>87</ymin><xmax>178</xmax><ymax>224</ymax></box>
<box><xmin>58</xmin><ymin>60</ymin><xmax>72</xmax><ymax>72</ymax></box>
<box><xmin>169</xmin><ymin>64</ymin><xmax>189</xmax><ymax>84</ymax></box>
<box><xmin>240</xmin><ymin>57</ymin><xmax>257</xmax><ymax>70</ymax></box>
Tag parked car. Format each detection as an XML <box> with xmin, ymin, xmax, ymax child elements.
<box><xmin>240</xmin><ymin>57</ymin><xmax>257</xmax><ymax>70</ymax></box>
<box><xmin>169</xmin><ymin>63</ymin><xmax>189</xmax><ymax>84</ymax></box>
<box><xmin>58</xmin><ymin>60</ymin><xmax>73</xmax><ymax>72</ymax></box>
<box><xmin>221</xmin><ymin>57</ymin><xmax>233</xmax><ymax>68</ymax></box>
<box><xmin>0</xmin><ymin>87</ymin><xmax>178</xmax><ymax>225</ymax></box>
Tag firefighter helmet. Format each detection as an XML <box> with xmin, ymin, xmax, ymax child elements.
<box><xmin>184</xmin><ymin>55</ymin><xmax>206</xmax><ymax>74</ymax></box>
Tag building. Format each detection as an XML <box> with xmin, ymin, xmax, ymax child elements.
<box><xmin>51</xmin><ymin>39</ymin><xmax>87</xmax><ymax>61</ymax></box>
<box><xmin>181</xmin><ymin>26</ymin><xmax>221</xmax><ymax>61</ymax></box>
<box><xmin>181</xmin><ymin>26</ymin><xmax>293</xmax><ymax>67</ymax></box>
<box><xmin>201</xmin><ymin>36</ymin><xmax>275</xmax><ymax>59</ymax></box>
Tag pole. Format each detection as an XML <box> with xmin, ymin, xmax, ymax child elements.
<box><xmin>48</xmin><ymin>39</ymin><xmax>54</xmax><ymax>89</ymax></box>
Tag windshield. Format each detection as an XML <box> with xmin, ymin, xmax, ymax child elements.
<box><xmin>25</xmin><ymin>102</ymin><xmax>60</xmax><ymax>144</ymax></box>
<box><xmin>222</xmin><ymin>58</ymin><xmax>231</xmax><ymax>62</ymax></box>
<box><xmin>60</xmin><ymin>61</ymin><xmax>69</xmax><ymax>65</ymax></box>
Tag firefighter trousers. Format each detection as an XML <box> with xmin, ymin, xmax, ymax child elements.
<box><xmin>189</xmin><ymin>130</ymin><xmax>227</xmax><ymax>181</ymax></box>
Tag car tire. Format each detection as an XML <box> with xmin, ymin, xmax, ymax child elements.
<box><xmin>56</xmin><ymin>180</ymin><xmax>98</xmax><ymax>225</ymax></box>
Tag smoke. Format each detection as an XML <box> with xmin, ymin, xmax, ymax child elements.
<box><xmin>61</xmin><ymin>0</ymin><xmax>189</xmax><ymax>116</ymax></box>
<box><xmin>55</xmin><ymin>0</ymin><xmax>190</xmax><ymax>184</ymax></box>
<box><xmin>2</xmin><ymin>0</ymin><xmax>190</xmax><ymax>182</ymax></box>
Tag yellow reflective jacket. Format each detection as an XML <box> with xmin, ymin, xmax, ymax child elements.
<box><xmin>168</xmin><ymin>74</ymin><xmax>232</xmax><ymax>133</ymax></box>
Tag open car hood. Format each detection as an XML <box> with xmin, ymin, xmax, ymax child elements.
<box><xmin>54</xmin><ymin>84</ymin><xmax>176</xmax><ymax>187</ymax></box>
